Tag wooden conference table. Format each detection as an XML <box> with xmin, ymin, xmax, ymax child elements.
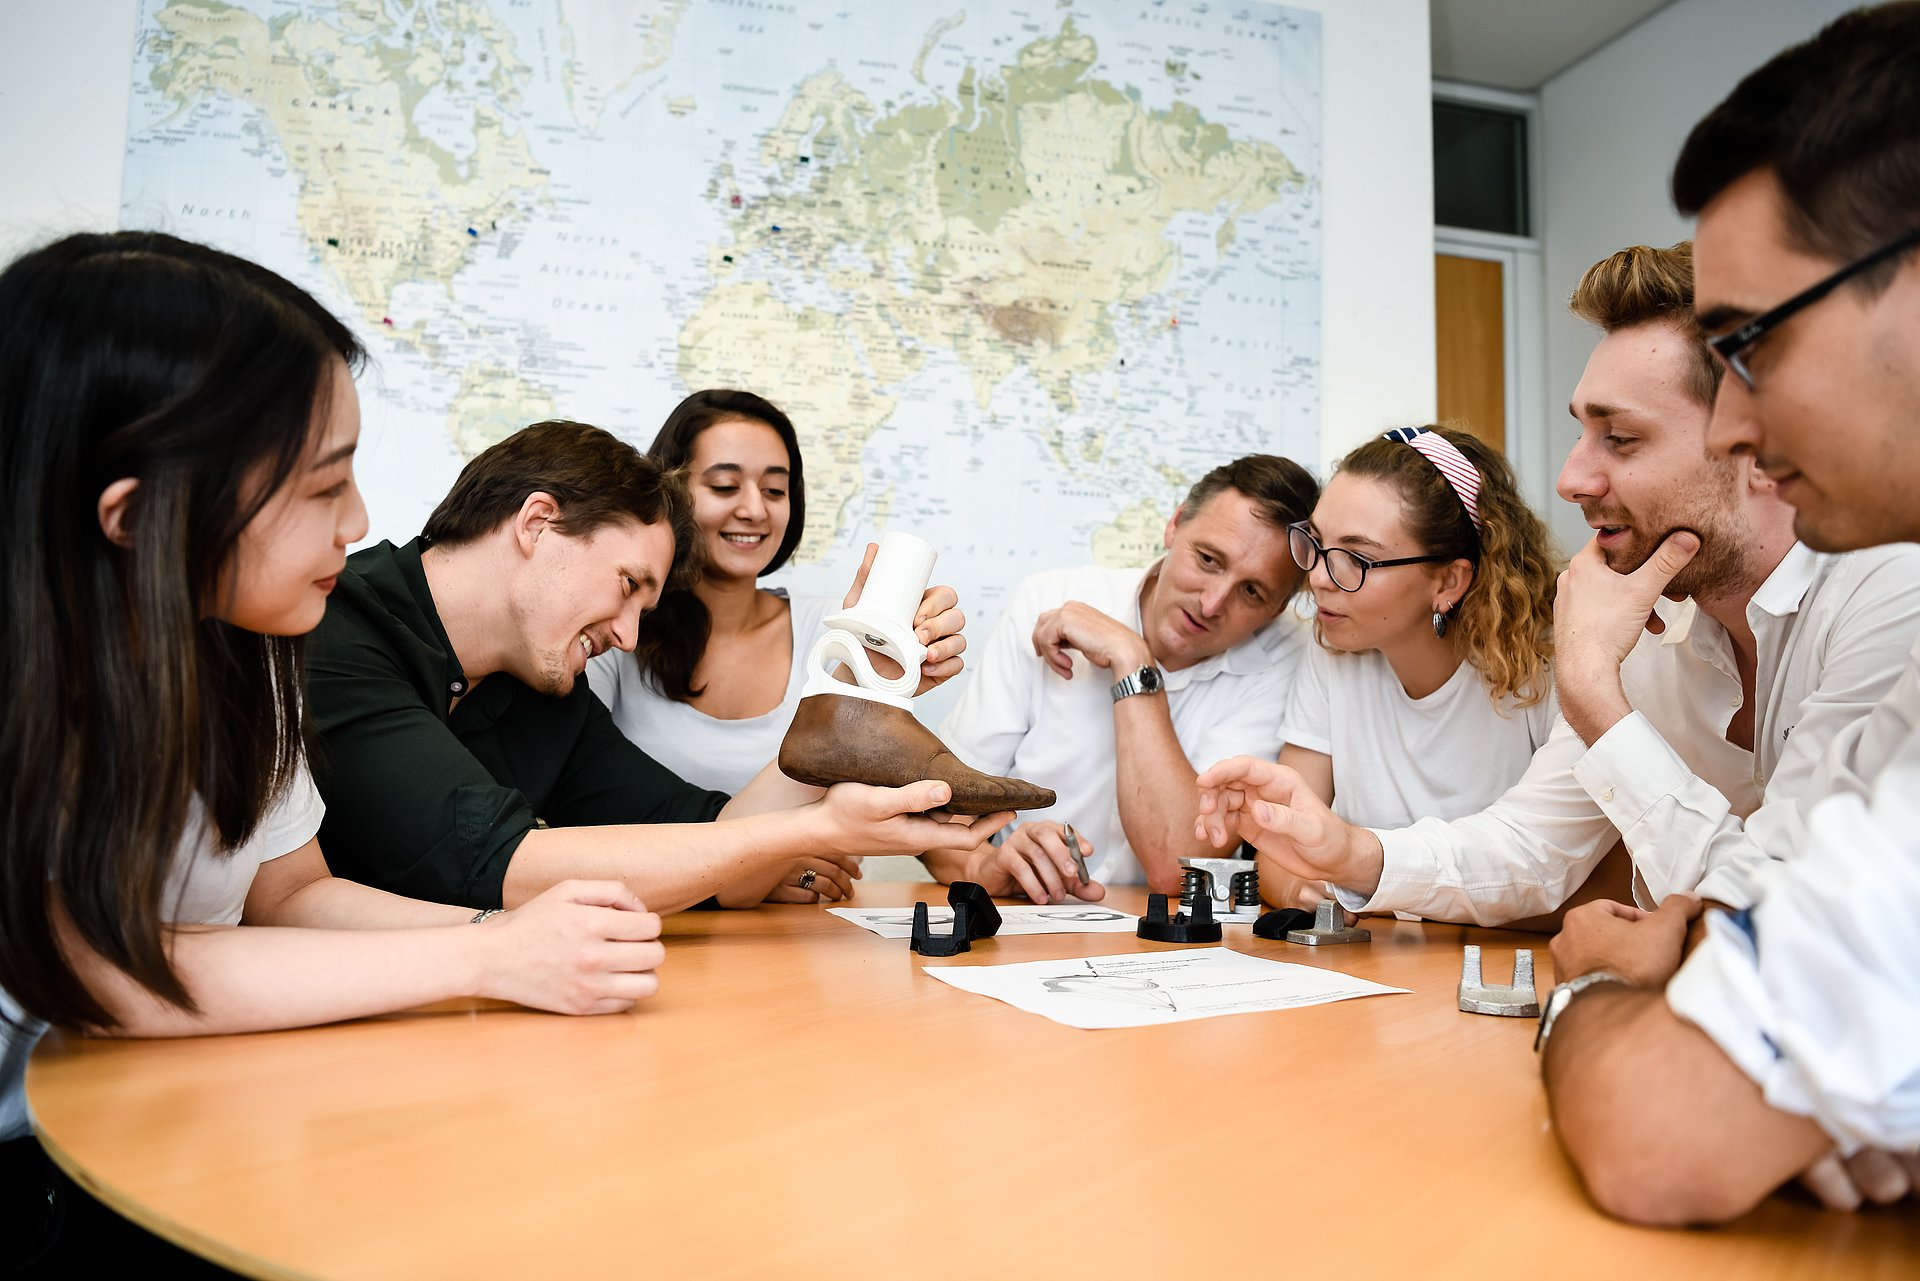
<box><xmin>28</xmin><ymin>884</ymin><xmax>1918</xmax><ymax>1279</ymax></box>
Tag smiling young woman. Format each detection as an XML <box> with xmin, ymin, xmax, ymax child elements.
<box><xmin>587</xmin><ymin>390</ymin><xmax>861</xmax><ymax>902</ymax></box>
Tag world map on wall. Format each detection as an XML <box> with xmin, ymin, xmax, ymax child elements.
<box><xmin>123</xmin><ymin>0</ymin><xmax>1320</xmax><ymax>707</ymax></box>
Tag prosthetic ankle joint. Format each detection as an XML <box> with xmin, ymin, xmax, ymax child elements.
<box><xmin>800</xmin><ymin>532</ymin><xmax>936</xmax><ymax>712</ymax></box>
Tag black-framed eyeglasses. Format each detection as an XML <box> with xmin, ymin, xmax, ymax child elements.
<box><xmin>1707</xmin><ymin>224</ymin><xmax>1920</xmax><ymax>391</ymax></box>
<box><xmin>1287</xmin><ymin>522</ymin><xmax>1449</xmax><ymax>593</ymax></box>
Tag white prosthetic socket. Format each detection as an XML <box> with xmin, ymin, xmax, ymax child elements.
<box><xmin>799</xmin><ymin>532</ymin><xmax>937</xmax><ymax>713</ymax></box>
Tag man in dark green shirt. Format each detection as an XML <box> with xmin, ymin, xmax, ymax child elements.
<box><xmin>308</xmin><ymin>421</ymin><xmax>1007</xmax><ymax>913</ymax></box>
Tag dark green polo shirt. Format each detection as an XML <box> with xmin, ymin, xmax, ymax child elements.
<box><xmin>306</xmin><ymin>538</ymin><xmax>730</xmax><ymax>908</ymax></box>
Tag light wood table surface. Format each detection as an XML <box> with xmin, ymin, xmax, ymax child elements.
<box><xmin>28</xmin><ymin>884</ymin><xmax>1919</xmax><ymax>1278</ymax></box>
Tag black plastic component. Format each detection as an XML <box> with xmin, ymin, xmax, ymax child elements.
<box><xmin>1252</xmin><ymin>907</ymin><xmax>1317</xmax><ymax>940</ymax></box>
<box><xmin>1178</xmin><ymin>866</ymin><xmax>1210</xmax><ymax>911</ymax></box>
<box><xmin>948</xmin><ymin>880</ymin><xmax>1001</xmax><ymax>939</ymax></box>
<box><xmin>909</xmin><ymin>881</ymin><xmax>1003</xmax><ymax>956</ymax></box>
<box><xmin>1228</xmin><ymin>869</ymin><xmax>1261</xmax><ymax>910</ymax></box>
<box><xmin>1135</xmin><ymin>892</ymin><xmax>1222</xmax><ymax>944</ymax></box>
<box><xmin>910</xmin><ymin>901</ymin><xmax>972</xmax><ymax>956</ymax></box>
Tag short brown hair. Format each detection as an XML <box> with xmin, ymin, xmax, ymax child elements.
<box><xmin>1182</xmin><ymin>454</ymin><xmax>1319</xmax><ymax>531</ymax></box>
<box><xmin>423</xmin><ymin>420</ymin><xmax>702</xmax><ymax>587</ymax></box>
<box><xmin>1672</xmin><ymin>2</ymin><xmax>1920</xmax><ymax>274</ymax></box>
<box><xmin>1568</xmin><ymin>242</ymin><xmax>1721</xmax><ymax>407</ymax></box>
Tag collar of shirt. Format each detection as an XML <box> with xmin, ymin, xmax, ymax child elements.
<box><xmin>354</xmin><ymin>537</ymin><xmax>477</xmax><ymax>712</ymax></box>
<box><xmin>1665</xmin><ymin>542</ymin><xmax>1817</xmax><ymax>677</ymax></box>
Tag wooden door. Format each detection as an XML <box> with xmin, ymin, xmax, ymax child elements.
<box><xmin>1435</xmin><ymin>253</ymin><xmax>1505</xmax><ymax>452</ymax></box>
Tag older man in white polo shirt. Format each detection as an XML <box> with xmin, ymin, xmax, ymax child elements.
<box><xmin>923</xmin><ymin>455</ymin><xmax>1318</xmax><ymax>899</ymax></box>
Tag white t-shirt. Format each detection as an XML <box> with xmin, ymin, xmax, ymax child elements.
<box><xmin>0</xmin><ymin>763</ymin><xmax>325</xmax><ymax>1141</ymax></box>
<box><xmin>1281</xmin><ymin>642</ymin><xmax>1560</xmax><ymax>831</ymax></box>
<box><xmin>587</xmin><ymin>593</ymin><xmax>834</xmax><ymax>797</ymax></box>
<box><xmin>940</xmin><ymin>564</ymin><xmax>1310</xmax><ymax>886</ymax></box>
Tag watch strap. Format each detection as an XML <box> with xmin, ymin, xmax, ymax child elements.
<box><xmin>1110</xmin><ymin>663</ymin><xmax>1164</xmax><ymax>703</ymax></box>
<box><xmin>1533</xmin><ymin>970</ymin><xmax>1630</xmax><ymax>1053</ymax></box>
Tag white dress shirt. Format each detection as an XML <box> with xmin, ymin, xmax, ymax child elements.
<box><xmin>1348</xmin><ymin>542</ymin><xmax>1920</xmax><ymax>924</ymax></box>
<box><xmin>940</xmin><ymin>564</ymin><xmax>1310</xmax><ymax>886</ymax></box>
<box><xmin>1667</xmin><ymin>657</ymin><xmax>1920</xmax><ymax>1154</ymax></box>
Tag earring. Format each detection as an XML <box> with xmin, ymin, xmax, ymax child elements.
<box><xmin>1431</xmin><ymin>607</ymin><xmax>1449</xmax><ymax>638</ymax></box>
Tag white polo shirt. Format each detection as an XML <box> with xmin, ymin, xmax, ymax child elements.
<box><xmin>1347</xmin><ymin>542</ymin><xmax>1920</xmax><ymax>924</ymax></box>
<box><xmin>1668</xmin><ymin>647</ymin><xmax>1920</xmax><ymax>1153</ymax></box>
<box><xmin>940</xmin><ymin>564</ymin><xmax>1310</xmax><ymax>886</ymax></box>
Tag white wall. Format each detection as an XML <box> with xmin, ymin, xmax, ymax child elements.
<box><xmin>1536</xmin><ymin>0</ymin><xmax>1857</xmax><ymax>552</ymax></box>
<box><xmin>0</xmin><ymin>0</ymin><xmax>1435</xmax><ymax>482</ymax></box>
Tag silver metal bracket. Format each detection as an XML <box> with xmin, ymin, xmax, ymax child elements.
<box><xmin>1284</xmin><ymin>898</ymin><xmax>1372</xmax><ymax>946</ymax></box>
<box><xmin>1457</xmin><ymin>945</ymin><xmax>1540</xmax><ymax>1016</ymax></box>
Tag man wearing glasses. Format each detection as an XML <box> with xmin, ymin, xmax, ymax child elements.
<box><xmin>1211</xmin><ymin>239</ymin><xmax>1920</xmax><ymax>933</ymax></box>
<box><xmin>922</xmin><ymin>455</ymin><xmax>1319</xmax><ymax>900</ymax></box>
<box><xmin>1539</xmin><ymin>2</ymin><xmax>1920</xmax><ymax>1224</ymax></box>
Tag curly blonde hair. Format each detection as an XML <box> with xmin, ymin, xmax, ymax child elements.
<box><xmin>1333</xmin><ymin>426</ymin><xmax>1558</xmax><ymax>707</ymax></box>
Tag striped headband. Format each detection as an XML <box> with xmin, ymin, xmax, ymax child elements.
<box><xmin>1381</xmin><ymin>427</ymin><xmax>1483</xmax><ymax>532</ymax></box>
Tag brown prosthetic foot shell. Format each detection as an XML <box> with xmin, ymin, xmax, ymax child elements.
<box><xmin>778</xmin><ymin>693</ymin><xmax>1056</xmax><ymax>815</ymax></box>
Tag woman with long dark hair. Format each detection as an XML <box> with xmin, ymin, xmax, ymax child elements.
<box><xmin>588</xmin><ymin>389</ymin><xmax>898</xmax><ymax>903</ymax></box>
<box><xmin>0</xmin><ymin>233</ymin><xmax>665</xmax><ymax>1269</ymax></box>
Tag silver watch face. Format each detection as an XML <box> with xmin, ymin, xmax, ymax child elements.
<box><xmin>1137</xmin><ymin>664</ymin><xmax>1163</xmax><ymax>693</ymax></box>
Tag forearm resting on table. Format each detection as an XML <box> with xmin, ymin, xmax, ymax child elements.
<box><xmin>505</xmin><ymin>813</ymin><xmax>818</xmax><ymax>914</ymax></box>
<box><xmin>54</xmin><ymin>909</ymin><xmax>493</xmax><ymax>1039</ymax></box>
<box><xmin>1543</xmin><ymin>986</ymin><xmax>1828</xmax><ymax>1225</ymax></box>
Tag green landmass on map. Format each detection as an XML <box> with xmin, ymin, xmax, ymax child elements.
<box><xmin>677</xmin><ymin>17</ymin><xmax>1304</xmax><ymax>561</ymax></box>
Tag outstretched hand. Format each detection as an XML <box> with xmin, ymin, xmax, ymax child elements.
<box><xmin>1193</xmin><ymin>756</ymin><xmax>1378</xmax><ymax>892</ymax></box>
<box><xmin>815</xmin><ymin>779</ymin><xmax>1012</xmax><ymax>856</ymax></box>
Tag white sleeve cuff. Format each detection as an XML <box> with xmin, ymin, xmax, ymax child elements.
<box><xmin>1571</xmin><ymin>710</ymin><xmax>1694</xmax><ymax>834</ymax></box>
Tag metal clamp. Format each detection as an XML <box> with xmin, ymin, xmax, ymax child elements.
<box><xmin>1457</xmin><ymin>945</ymin><xmax>1540</xmax><ymax>1017</ymax></box>
<box><xmin>1284</xmin><ymin>898</ymin><xmax>1371</xmax><ymax>946</ymax></box>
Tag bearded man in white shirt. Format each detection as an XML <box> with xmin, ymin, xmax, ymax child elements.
<box><xmin>923</xmin><ymin>455</ymin><xmax>1318</xmax><ymax>899</ymax></box>
<box><xmin>1197</xmin><ymin>240</ymin><xmax>1920</xmax><ymax>928</ymax></box>
<box><xmin>1537</xmin><ymin>1</ymin><xmax>1920</xmax><ymax>1227</ymax></box>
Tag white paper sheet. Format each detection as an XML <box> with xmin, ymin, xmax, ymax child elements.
<box><xmin>828</xmin><ymin>905</ymin><xmax>1140</xmax><ymax>938</ymax></box>
<box><xmin>920</xmin><ymin>947</ymin><xmax>1410</xmax><ymax>1029</ymax></box>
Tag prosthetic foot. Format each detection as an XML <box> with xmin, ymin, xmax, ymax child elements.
<box><xmin>776</xmin><ymin>532</ymin><xmax>1056</xmax><ymax>815</ymax></box>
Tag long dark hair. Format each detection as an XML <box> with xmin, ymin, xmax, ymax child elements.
<box><xmin>631</xmin><ymin>390</ymin><xmax>806</xmax><ymax>702</ymax></box>
<box><xmin>0</xmin><ymin>232</ymin><xmax>363</xmax><ymax>1030</ymax></box>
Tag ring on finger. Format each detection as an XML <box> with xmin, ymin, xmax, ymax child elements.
<box><xmin>798</xmin><ymin>867</ymin><xmax>818</xmax><ymax>892</ymax></box>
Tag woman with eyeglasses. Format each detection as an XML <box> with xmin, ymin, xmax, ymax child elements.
<box><xmin>1203</xmin><ymin>425</ymin><xmax>1560</xmax><ymax>912</ymax></box>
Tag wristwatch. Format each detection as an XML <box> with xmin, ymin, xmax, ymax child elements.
<box><xmin>1110</xmin><ymin>663</ymin><xmax>1165</xmax><ymax>703</ymax></box>
<box><xmin>1533</xmin><ymin>971</ymin><xmax>1630</xmax><ymax>1053</ymax></box>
